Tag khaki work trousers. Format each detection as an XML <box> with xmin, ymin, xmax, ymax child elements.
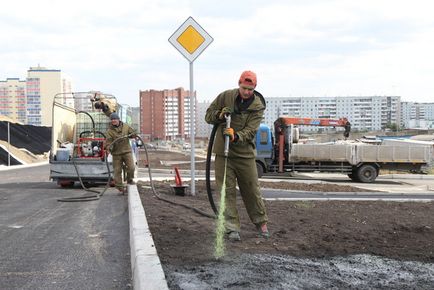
<box><xmin>112</xmin><ymin>152</ymin><xmax>135</xmax><ymax>189</ymax></box>
<box><xmin>215</xmin><ymin>155</ymin><xmax>268</xmax><ymax>232</ymax></box>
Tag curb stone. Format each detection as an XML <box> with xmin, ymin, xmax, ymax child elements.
<box><xmin>128</xmin><ymin>184</ymin><xmax>169</xmax><ymax>290</ymax></box>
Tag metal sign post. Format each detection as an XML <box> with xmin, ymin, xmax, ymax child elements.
<box><xmin>7</xmin><ymin>121</ymin><xmax>10</xmax><ymax>166</ymax></box>
<box><xmin>169</xmin><ymin>16</ymin><xmax>213</xmax><ymax>195</ymax></box>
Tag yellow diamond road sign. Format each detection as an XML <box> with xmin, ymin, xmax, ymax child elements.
<box><xmin>177</xmin><ymin>26</ymin><xmax>205</xmax><ymax>54</ymax></box>
<box><xmin>169</xmin><ymin>17</ymin><xmax>213</xmax><ymax>63</ymax></box>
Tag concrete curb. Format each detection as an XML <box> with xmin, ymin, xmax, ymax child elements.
<box><xmin>0</xmin><ymin>160</ymin><xmax>48</xmax><ymax>171</ymax></box>
<box><xmin>128</xmin><ymin>184</ymin><xmax>169</xmax><ymax>290</ymax></box>
<box><xmin>379</xmin><ymin>174</ymin><xmax>434</xmax><ymax>180</ymax></box>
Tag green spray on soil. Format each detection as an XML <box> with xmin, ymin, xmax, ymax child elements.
<box><xmin>214</xmin><ymin>158</ymin><xmax>228</xmax><ymax>259</ymax></box>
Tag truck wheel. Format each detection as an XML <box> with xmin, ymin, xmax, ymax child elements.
<box><xmin>256</xmin><ymin>162</ymin><xmax>264</xmax><ymax>178</ymax></box>
<box><xmin>347</xmin><ymin>173</ymin><xmax>360</xmax><ymax>182</ymax></box>
<box><xmin>356</xmin><ymin>164</ymin><xmax>378</xmax><ymax>183</ymax></box>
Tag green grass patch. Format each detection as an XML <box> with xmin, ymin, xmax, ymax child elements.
<box><xmin>292</xmin><ymin>201</ymin><xmax>315</xmax><ymax>209</ymax></box>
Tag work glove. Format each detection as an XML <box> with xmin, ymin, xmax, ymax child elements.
<box><xmin>223</xmin><ymin>128</ymin><xmax>235</xmax><ymax>142</ymax></box>
<box><xmin>218</xmin><ymin>107</ymin><xmax>232</xmax><ymax>120</ymax></box>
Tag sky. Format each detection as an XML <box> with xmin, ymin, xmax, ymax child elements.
<box><xmin>1</xmin><ymin>0</ymin><xmax>434</xmax><ymax>107</ymax></box>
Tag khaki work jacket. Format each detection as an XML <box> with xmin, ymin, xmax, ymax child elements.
<box><xmin>105</xmin><ymin>122</ymin><xmax>135</xmax><ymax>155</ymax></box>
<box><xmin>205</xmin><ymin>88</ymin><xmax>266</xmax><ymax>158</ymax></box>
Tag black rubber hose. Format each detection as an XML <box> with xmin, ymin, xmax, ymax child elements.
<box><xmin>79</xmin><ymin>130</ymin><xmax>106</xmax><ymax>138</ymax></box>
<box><xmin>78</xmin><ymin>110</ymin><xmax>96</xmax><ymax>136</ymax></box>
<box><xmin>57</xmin><ymin>133</ymin><xmax>131</xmax><ymax>202</ymax></box>
<box><xmin>58</xmin><ymin>111</ymin><xmax>104</xmax><ymax>202</ymax></box>
<box><xmin>206</xmin><ymin>124</ymin><xmax>219</xmax><ymax>215</ymax></box>
<box><xmin>56</xmin><ymin>154</ymin><xmax>112</xmax><ymax>202</ymax></box>
<box><xmin>142</xmin><ymin>142</ymin><xmax>215</xmax><ymax>219</ymax></box>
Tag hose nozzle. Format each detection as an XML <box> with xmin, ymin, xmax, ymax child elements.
<box><xmin>224</xmin><ymin>114</ymin><xmax>231</xmax><ymax>157</ymax></box>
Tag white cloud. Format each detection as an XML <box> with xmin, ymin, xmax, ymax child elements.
<box><xmin>1</xmin><ymin>0</ymin><xmax>434</xmax><ymax>106</ymax></box>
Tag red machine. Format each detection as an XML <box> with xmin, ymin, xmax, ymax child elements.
<box><xmin>77</xmin><ymin>137</ymin><xmax>106</xmax><ymax>159</ymax></box>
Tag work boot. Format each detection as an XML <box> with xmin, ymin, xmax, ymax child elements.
<box><xmin>256</xmin><ymin>223</ymin><xmax>270</xmax><ymax>239</ymax></box>
<box><xmin>127</xmin><ymin>180</ymin><xmax>135</xmax><ymax>185</ymax></box>
<box><xmin>227</xmin><ymin>231</ymin><xmax>241</xmax><ymax>242</ymax></box>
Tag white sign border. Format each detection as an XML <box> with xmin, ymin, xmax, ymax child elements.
<box><xmin>168</xmin><ymin>16</ymin><xmax>213</xmax><ymax>63</ymax></box>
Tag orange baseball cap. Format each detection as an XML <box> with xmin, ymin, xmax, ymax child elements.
<box><xmin>239</xmin><ymin>70</ymin><xmax>257</xmax><ymax>87</ymax></box>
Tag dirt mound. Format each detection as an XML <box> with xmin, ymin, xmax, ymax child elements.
<box><xmin>0</xmin><ymin>140</ymin><xmax>46</xmax><ymax>165</ymax></box>
<box><xmin>0</xmin><ymin>121</ymin><xmax>51</xmax><ymax>165</ymax></box>
<box><xmin>0</xmin><ymin>121</ymin><xmax>51</xmax><ymax>154</ymax></box>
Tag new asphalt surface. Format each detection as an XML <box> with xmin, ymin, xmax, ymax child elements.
<box><xmin>0</xmin><ymin>164</ymin><xmax>132</xmax><ymax>289</ymax></box>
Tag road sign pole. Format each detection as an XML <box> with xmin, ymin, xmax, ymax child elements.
<box><xmin>7</xmin><ymin>121</ymin><xmax>10</xmax><ymax>166</ymax></box>
<box><xmin>190</xmin><ymin>62</ymin><xmax>195</xmax><ymax>195</ymax></box>
<box><xmin>169</xmin><ymin>16</ymin><xmax>213</xmax><ymax>196</ymax></box>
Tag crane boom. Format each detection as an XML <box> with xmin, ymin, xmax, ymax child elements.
<box><xmin>275</xmin><ymin>116</ymin><xmax>350</xmax><ymax>127</ymax></box>
<box><xmin>274</xmin><ymin>116</ymin><xmax>351</xmax><ymax>138</ymax></box>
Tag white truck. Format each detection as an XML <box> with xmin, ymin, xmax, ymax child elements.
<box><xmin>255</xmin><ymin>116</ymin><xmax>433</xmax><ymax>182</ymax></box>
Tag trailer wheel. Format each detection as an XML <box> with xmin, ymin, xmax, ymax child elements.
<box><xmin>109</xmin><ymin>179</ymin><xmax>115</xmax><ymax>187</ymax></box>
<box><xmin>59</xmin><ymin>180</ymin><xmax>74</xmax><ymax>188</ymax></box>
<box><xmin>256</xmin><ymin>162</ymin><xmax>264</xmax><ymax>178</ymax></box>
<box><xmin>356</xmin><ymin>164</ymin><xmax>378</xmax><ymax>183</ymax></box>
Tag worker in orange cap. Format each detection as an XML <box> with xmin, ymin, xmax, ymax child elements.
<box><xmin>205</xmin><ymin>70</ymin><xmax>269</xmax><ymax>241</ymax></box>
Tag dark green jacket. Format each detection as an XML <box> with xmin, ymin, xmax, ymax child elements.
<box><xmin>105</xmin><ymin>122</ymin><xmax>135</xmax><ymax>155</ymax></box>
<box><xmin>205</xmin><ymin>88</ymin><xmax>266</xmax><ymax>158</ymax></box>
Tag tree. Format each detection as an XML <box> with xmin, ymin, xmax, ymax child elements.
<box><xmin>385</xmin><ymin>122</ymin><xmax>399</xmax><ymax>132</ymax></box>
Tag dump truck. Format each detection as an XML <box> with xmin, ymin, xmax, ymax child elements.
<box><xmin>255</xmin><ymin>116</ymin><xmax>433</xmax><ymax>182</ymax></box>
<box><xmin>49</xmin><ymin>92</ymin><xmax>117</xmax><ymax>187</ymax></box>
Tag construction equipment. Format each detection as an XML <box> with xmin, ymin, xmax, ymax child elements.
<box><xmin>49</xmin><ymin>92</ymin><xmax>118</xmax><ymax>187</ymax></box>
<box><xmin>274</xmin><ymin>116</ymin><xmax>351</xmax><ymax>139</ymax></box>
<box><xmin>255</xmin><ymin>116</ymin><xmax>433</xmax><ymax>183</ymax></box>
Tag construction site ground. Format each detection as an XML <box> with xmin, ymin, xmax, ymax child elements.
<box><xmin>138</xmin><ymin>149</ymin><xmax>434</xmax><ymax>289</ymax></box>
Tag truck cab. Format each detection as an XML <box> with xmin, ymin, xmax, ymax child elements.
<box><xmin>255</xmin><ymin>123</ymin><xmax>273</xmax><ymax>177</ymax></box>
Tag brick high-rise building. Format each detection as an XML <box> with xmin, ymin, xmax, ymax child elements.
<box><xmin>139</xmin><ymin>87</ymin><xmax>196</xmax><ymax>141</ymax></box>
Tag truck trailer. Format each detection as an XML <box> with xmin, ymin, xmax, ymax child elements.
<box><xmin>255</xmin><ymin>116</ymin><xmax>433</xmax><ymax>183</ymax></box>
<box><xmin>49</xmin><ymin>92</ymin><xmax>116</xmax><ymax>187</ymax></box>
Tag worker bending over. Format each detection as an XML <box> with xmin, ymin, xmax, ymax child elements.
<box><xmin>205</xmin><ymin>70</ymin><xmax>269</xmax><ymax>241</ymax></box>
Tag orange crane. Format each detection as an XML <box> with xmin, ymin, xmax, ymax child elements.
<box><xmin>274</xmin><ymin>116</ymin><xmax>351</xmax><ymax>139</ymax></box>
<box><xmin>273</xmin><ymin>116</ymin><xmax>351</xmax><ymax>173</ymax></box>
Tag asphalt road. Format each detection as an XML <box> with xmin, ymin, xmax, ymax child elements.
<box><xmin>0</xmin><ymin>164</ymin><xmax>131</xmax><ymax>290</ymax></box>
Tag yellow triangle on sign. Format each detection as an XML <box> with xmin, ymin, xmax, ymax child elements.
<box><xmin>177</xmin><ymin>25</ymin><xmax>205</xmax><ymax>54</ymax></box>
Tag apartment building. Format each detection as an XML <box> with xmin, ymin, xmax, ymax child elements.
<box><xmin>0</xmin><ymin>78</ymin><xmax>27</xmax><ymax>123</ymax></box>
<box><xmin>401</xmin><ymin>102</ymin><xmax>434</xmax><ymax>129</ymax></box>
<box><xmin>130</xmin><ymin>107</ymin><xmax>141</xmax><ymax>133</ymax></box>
<box><xmin>139</xmin><ymin>87</ymin><xmax>196</xmax><ymax>141</ymax></box>
<box><xmin>196</xmin><ymin>101</ymin><xmax>212</xmax><ymax>138</ymax></box>
<box><xmin>27</xmin><ymin>66</ymin><xmax>72</xmax><ymax>126</ymax></box>
<box><xmin>118</xmin><ymin>103</ymin><xmax>132</xmax><ymax>125</ymax></box>
<box><xmin>264</xmin><ymin>96</ymin><xmax>401</xmax><ymax>132</ymax></box>
<box><xmin>27</xmin><ymin>66</ymin><xmax>59</xmax><ymax>126</ymax></box>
